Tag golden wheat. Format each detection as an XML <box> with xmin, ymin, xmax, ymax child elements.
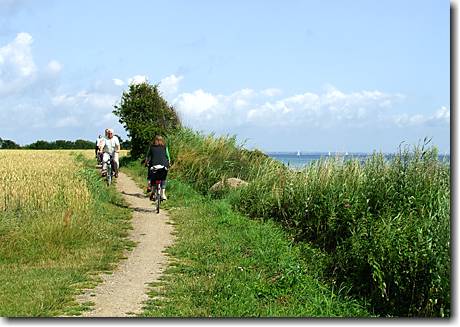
<box><xmin>0</xmin><ymin>150</ymin><xmax>92</xmax><ymax>215</ymax></box>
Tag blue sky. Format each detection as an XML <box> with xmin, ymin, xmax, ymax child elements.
<box><xmin>0</xmin><ymin>0</ymin><xmax>451</xmax><ymax>153</ymax></box>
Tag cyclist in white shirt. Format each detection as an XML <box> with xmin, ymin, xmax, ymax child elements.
<box><xmin>99</xmin><ymin>128</ymin><xmax>120</xmax><ymax>177</ymax></box>
<box><xmin>95</xmin><ymin>134</ymin><xmax>104</xmax><ymax>165</ymax></box>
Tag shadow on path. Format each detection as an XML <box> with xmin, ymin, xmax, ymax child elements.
<box><xmin>121</xmin><ymin>191</ymin><xmax>147</xmax><ymax>199</ymax></box>
<box><xmin>132</xmin><ymin>207</ymin><xmax>157</xmax><ymax>213</ymax></box>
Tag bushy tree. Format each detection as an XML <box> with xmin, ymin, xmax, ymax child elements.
<box><xmin>0</xmin><ymin>138</ymin><xmax>21</xmax><ymax>149</ymax></box>
<box><xmin>25</xmin><ymin>139</ymin><xmax>95</xmax><ymax>149</ymax></box>
<box><xmin>113</xmin><ymin>82</ymin><xmax>181</xmax><ymax>159</ymax></box>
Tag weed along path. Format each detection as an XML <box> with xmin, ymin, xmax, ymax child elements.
<box><xmin>76</xmin><ymin>172</ymin><xmax>175</xmax><ymax>317</ymax></box>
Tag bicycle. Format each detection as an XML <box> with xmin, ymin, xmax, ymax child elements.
<box><xmin>102</xmin><ymin>153</ymin><xmax>114</xmax><ymax>186</ymax></box>
<box><xmin>148</xmin><ymin>165</ymin><xmax>167</xmax><ymax>214</ymax></box>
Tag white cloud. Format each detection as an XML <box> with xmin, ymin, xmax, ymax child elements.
<box><xmin>173</xmin><ymin>85</ymin><xmax>405</xmax><ymax>130</ymax></box>
<box><xmin>0</xmin><ymin>32</ymin><xmax>37</xmax><ymax>95</ymax></box>
<box><xmin>393</xmin><ymin>106</ymin><xmax>450</xmax><ymax>127</ymax></box>
<box><xmin>159</xmin><ymin>74</ymin><xmax>183</xmax><ymax>97</ymax></box>
<box><xmin>174</xmin><ymin>89</ymin><xmax>219</xmax><ymax>117</ymax></box>
<box><xmin>52</xmin><ymin>90</ymin><xmax>118</xmax><ymax>109</ymax></box>
<box><xmin>128</xmin><ymin>75</ymin><xmax>148</xmax><ymax>85</ymax></box>
<box><xmin>433</xmin><ymin>106</ymin><xmax>450</xmax><ymax>122</ymax></box>
<box><xmin>46</xmin><ymin>60</ymin><xmax>62</xmax><ymax>75</ymax></box>
<box><xmin>55</xmin><ymin>116</ymin><xmax>79</xmax><ymax>128</ymax></box>
<box><xmin>261</xmin><ymin>88</ymin><xmax>282</xmax><ymax>97</ymax></box>
<box><xmin>113</xmin><ymin>78</ymin><xmax>124</xmax><ymax>86</ymax></box>
<box><xmin>0</xmin><ymin>102</ymin><xmax>47</xmax><ymax>129</ymax></box>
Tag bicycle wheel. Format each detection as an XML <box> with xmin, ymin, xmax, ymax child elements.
<box><xmin>156</xmin><ymin>184</ymin><xmax>161</xmax><ymax>213</ymax></box>
<box><xmin>107</xmin><ymin>163</ymin><xmax>112</xmax><ymax>186</ymax></box>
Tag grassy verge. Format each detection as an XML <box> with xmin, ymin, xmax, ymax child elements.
<box><xmin>160</xmin><ymin>129</ymin><xmax>450</xmax><ymax>317</ymax></box>
<box><xmin>0</xmin><ymin>152</ymin><xmax>133</xmax><ymax>317</ymax></box>
<box><xmin>122</xmin><ymin>163</ymin><xmax>371</xmax><ymax>317</ymax></box>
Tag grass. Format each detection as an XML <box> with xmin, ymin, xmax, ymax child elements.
<box><xmin>121</xmin><ymin>163</ymin><xmax>371</xmax><ymax>317</ymax></box>
<box><xmin>159</xmin><ymin>130</ymin><xmax>450</xmax><ymax>317</ymax></box>
<box><xmin>233</xmin><ymin>144</ymin><xmax>450</xmax><ymax>317</ymax></box>
<box><xmin>0</xmin><ymin>150</ymin><xmax>133</xmax><ymax>317</ymax></box>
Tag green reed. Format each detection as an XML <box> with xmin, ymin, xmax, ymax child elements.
<box><xmin>167</xmin><ymin>130</ymin><xmax>450</xmax><ymax>317</ymax></box>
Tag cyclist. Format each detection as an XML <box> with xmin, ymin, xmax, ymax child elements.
<box><xmin>100</xmin><ymin>128</ymin><xmax>121</xmax><ymax>178</ymax></box>
<box><xmin>145</xmin><ymin>135</ymin><xmax>170</xmax><ymax>200</ymax></box>
<box><xmin>95</xmin><ymin>134</ymin><xmax>104</xmax><ymax>165</ymax></box>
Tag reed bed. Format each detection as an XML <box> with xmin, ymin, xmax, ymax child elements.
<box><xmin>167</xmin><ymin>130</ymin><xmax>450</xmax><ymax>317</ymax></box>
<box><xmin>237</xmin><ymin>147</ymin><xmax>450</xmax><ymax>317</ymax></box>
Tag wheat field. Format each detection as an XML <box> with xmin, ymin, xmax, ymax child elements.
<box><xmin>0</xmin><ymin>149</ymin><xmax>133</xmax><ymax>316</ymax></box>
<box><xmin>0</xmin><ymin>150</ymin><xmax>94</xmax><ymax>216</ymax></box>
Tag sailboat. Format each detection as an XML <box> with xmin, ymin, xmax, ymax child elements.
<box><xmin>297</xmin><ymin>150</ymin><xmax>301</xmax><ymax>156</ymax></box>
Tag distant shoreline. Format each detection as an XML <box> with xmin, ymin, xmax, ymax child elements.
<box><xmin>265</xmin><ymin>151</ymin><xmax>451</xmax><ymax>156</ymax></box>
<box><xmin>267</xmin><ymin>152</ymin><xmax>451</xmax><ymax>168</ymax></box>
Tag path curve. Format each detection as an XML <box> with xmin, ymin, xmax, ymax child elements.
<box><xmin>76</xmin><ymin>171</ymin><xmax>175</xmax><ymax>317</ymax></box>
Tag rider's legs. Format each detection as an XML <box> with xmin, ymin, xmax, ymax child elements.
<box><xmin>113</xmin><ymin>152</ymin><xmax>119</xmax><ymax>177</ymax></box>
<box><xmin>101</xmin><ymin>152</ymin><xmax>111</xmax><ymax>175</ymax></box>
<box><xmin>160</xmin><ymin>178</ymin><xmax>167</xmax><ymax>200</ymax></box>
<box><xmin>160</xmin><ymin>186</ymin><xmax>167</xmax><ymax>200</ymax></box>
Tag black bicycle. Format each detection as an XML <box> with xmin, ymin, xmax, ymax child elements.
<box><xmin>148</xmin><ymin>165</ymin><xmax>167</xmax><ymax>213</ymax></box>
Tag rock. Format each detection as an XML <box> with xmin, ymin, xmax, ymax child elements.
<box><xmin>210</xmin><ymin>177</ymin><xmax>249</xmax><ymax>193</ymax></box>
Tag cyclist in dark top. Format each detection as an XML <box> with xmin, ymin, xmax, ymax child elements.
<box><xmin>145</xmin><ymin>135</ymin><xmax>170</xmax><ymax>200</ymax></box>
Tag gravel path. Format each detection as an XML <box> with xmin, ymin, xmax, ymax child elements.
<box><xmin>75</xmin><ymin>171</ymin><xmax>175</xmax><ymax>317</ymax></box>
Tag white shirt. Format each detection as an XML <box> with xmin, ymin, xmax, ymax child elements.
<box><xmin>102</xmin><ymin>136</ymin><xmax>120</xmax><ymax>154</ymax></box>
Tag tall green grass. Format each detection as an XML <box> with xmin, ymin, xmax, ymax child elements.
<box><xmin>236</xmin><ymin>145</ymin><xmax>450</xmax><ymax>317</ymax></box>
<box><xmin>166</xmin><ymin>128</ymin><xmax>272</xmax><ymax>194</ymax></box>
<box><xmin>165</xmin><ymin>129</ymin><xmax>450</xmax><ymax>317</ymax></box>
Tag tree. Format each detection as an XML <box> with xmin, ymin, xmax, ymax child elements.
<box><xmin>113</xmin><ymin>82</ymin><xmax>181</xmax><ymax>159</ymax></box>
<box><xmin>25</xmin><ymin>139</ymin><xmax>95</xmax><ymax>149</ymax></box>
<box><xmin>0</xmin><ymin>138</ymin><xmax>21</xmax><ymax>149</ymax></box>
<box><xmin>74</xmin><ymin>139</ymin><xmax>96</xmax><ymax>149</ymax></box>
<box><xmin>26</xmin><ymin>140</ymin><xmax>51</xmax><ymax>149</ymax></box>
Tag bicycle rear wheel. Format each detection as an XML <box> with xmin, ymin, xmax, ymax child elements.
<box><xmin>156</xmin><ymin>184</ymin><xmax>161</xmax><ymax>213</ymax></box>
<box><xmin>107</xmin><ymin>164</ymin><xmax>112</xmax><ymax>186</ymax></box>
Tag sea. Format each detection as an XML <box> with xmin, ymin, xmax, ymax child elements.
<box><xmin>266</xmin><ymin>152</ymin><xmax>451</xmax><ymax>169</ymax></box>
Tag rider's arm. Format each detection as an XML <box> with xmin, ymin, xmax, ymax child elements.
<box><xmin>115</xmin><ymin>137</ymin><xmax>120</xmax><ymax>153</ymax></box>
<box><xmin>166</xmin><ymin>146</ymin><xmax>170</xmax><ymax>163</ymax></box>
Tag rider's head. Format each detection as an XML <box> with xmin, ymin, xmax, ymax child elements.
<box><xmin>106</xmin><ymin>128</ymin><xmax>114</xmax><ymax>138</ymax></box>
<box><xmin>153</xmin><ymin>135</ymin><xmax>165</xmax><ymax>146</ymax></box>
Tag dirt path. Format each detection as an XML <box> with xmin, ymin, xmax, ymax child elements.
<box><xmin>75</xmin><ymin>171</ymin><xmax>175</xmax><ymax>317</ymax></box>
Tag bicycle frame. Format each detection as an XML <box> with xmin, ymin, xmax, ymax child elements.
<box><xmin>149</xmin><ymin>165</ymin><xmax>167</xmax><ymax>214</ymax></box>
<box><xmin>103</xmin><ymin>154</ymin><xmax>114</xmax><ymax>186</ymax></box>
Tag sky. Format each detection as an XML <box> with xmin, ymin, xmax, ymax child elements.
<box><xmin>0</xmin><ymin>0</ymin><xmax>451</xmax><ymax>153</ymax></box>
